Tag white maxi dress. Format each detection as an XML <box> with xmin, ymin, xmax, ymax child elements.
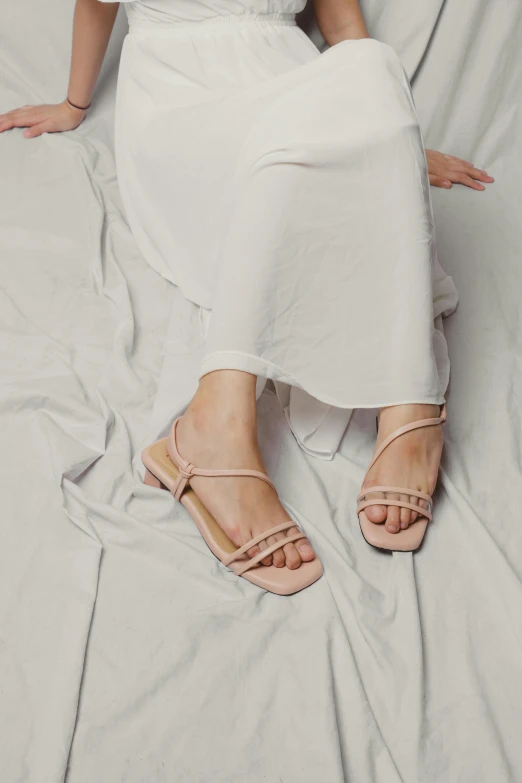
<box><xmin>104</xmin><ymin>0</ymin><xmax>459</xmax><ymax>459</ymax></box>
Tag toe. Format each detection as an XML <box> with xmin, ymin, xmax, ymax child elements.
<box><xmin>284</xmin><ymin>544</ymin><xmax>302</xmax><ymax>569</ymax></box>
<box><xmin>256</xmin><ymin>539</ymin><xmax>273</xmax><ymax>567</ymax></box>
<box><xmin>385</xmin><ymin>494</ymin><xmax>401</xmax><ymax>533</ymax></box>
<box><xmin>244</xmin><ymin>544</ymin><xmax>262</xmax><ymax>569</ymax></box>
<box><xmin>363</xmin><ymin>491</ymin><xmax>387</xmax><ymax>523</ymax></box>
<box><xmin>266</xmin><ymin>532</ymin><xmax>285</xmax><ymax>568</ymax></box>
<box><xmin>296</xmin><ymin>536</ymin><xmax>315</xmax><ymax>562</ymax></box>
<box><xmin>399</xmin><ymin>494</ymin><xmax>411</xmax><ymax>529</ymax></box>
<box><xmin>417</xmin><ymin>497</ymin><xmax>428</xmax><ymax>522</ymax></box>
<box><xmin>365</xmin><ymin>504</ymin><xmax>388</xmax><ymax>523</ymax></box>
<box><xmin>409</xmin><ymin>495</ymin><xmax>419</xmax><ymax>525</ymax></box>
<box><xmin>283</xmin><ymin>529</ymin><xmax>302</xmax><ymax>569</ymax></box>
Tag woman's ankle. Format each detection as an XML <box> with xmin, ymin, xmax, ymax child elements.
<box><xmin>184</xmin><ymin>369</ymin><xmax>259</xmax><ymax>436</ymax></box>
<box><xmin>378</xmin><ymin>402</ymin><xmax>441</xmax><ymax>428</ymax></box>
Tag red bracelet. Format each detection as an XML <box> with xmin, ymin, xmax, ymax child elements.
<box><xmin>66</xmin><ymin>96</ymin><xmax>91</xmax><ymax>111</ymax></box>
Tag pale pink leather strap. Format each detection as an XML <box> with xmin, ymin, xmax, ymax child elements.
<box><xmin>366</xmin><ymin>404</ymin><xmax>446</xmax><ymax>478</ymax></box>
<box><xmin>233</xmin><ymin>532</ymin><xmax>307</xmax><ymax>576</ymax></box>
<box><xmin>221</xmin><ymin>521</ymin><xmax>297</xmax><ymax>566</ymax></box>
<box><xmin>167</xmin><ymin>417</ymin><xmax>277</xmax><ymax>501</ymax></box>
<box><xmin>357</xmin><ymin>485</ymin><xmax>432</xmax><ymax>504</ymax></box>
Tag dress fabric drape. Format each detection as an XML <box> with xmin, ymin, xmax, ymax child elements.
<box><xmin>105</xmin><ymin>0</ymin><xmax>459</xmax><ymax>458</ymax></box>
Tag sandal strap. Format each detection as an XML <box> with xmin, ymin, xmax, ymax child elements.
<box><xmin>232</xmin><ymin>532</ymin><xmax>307</xmax><ymax>576</ymax></box>
<box><xmin>357</xmin><ymin>485</ymin><xmax>433</xmax><ymax>503</ymax></box>
<box><xmin>365</xmin><ymin>404</ymin><xmax>446</xmax><ymax>478</ymax></box>
<box><xmin>221</xmin><ymin>521</ymin><xmax>298</xmax><ymax>566</ymax></box>
<box><xmin>357</xmin><ymin>498</ymin><xmax>432</xmax><ymax>521</ymax></box>
<box><xmin>167</xmin><ymin>417</ymin><xmax>277</xmax><ymax>501</ymax></box>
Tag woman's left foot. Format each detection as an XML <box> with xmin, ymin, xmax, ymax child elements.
<box><xmin>361</xmin><ymin>404</ymin><xmax>444</xmax><ymax>533</ymax></box>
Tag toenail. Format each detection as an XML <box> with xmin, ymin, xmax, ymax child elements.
<box><xmin>387</xmin><ymin>525</ymin><xmax>398</xmax><ymax>532</ymax></box>
<box><xmin>298</xmin><ymin>544</ymin><xmax>313</xmax><ymax>555</ymax></box>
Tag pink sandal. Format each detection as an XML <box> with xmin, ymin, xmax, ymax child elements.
<box><xmin>141</xmin><ymin>418</ymin><xmax>323</xmax><ymax>595</ymax></box>
<box><xmin>357</xmin><ymin>404</ymin><xmax>447</xmax><ymax>552</ymax></box>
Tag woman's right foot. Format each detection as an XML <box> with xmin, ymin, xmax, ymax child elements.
<box><xmin>175</xmin><ymin>371</ymin><xmax>316</xmax><ymax>570</ymax></box>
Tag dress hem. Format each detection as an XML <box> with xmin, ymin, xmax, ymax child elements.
<box><xmin>200</xmin><ymin>349</ymin><xmax>447</xmax><ymax>410</ymax></box>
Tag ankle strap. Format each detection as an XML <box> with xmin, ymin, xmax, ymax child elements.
<box><xmin>366</xmin><ymin>404</ymin><xmax>446</xmax><ymax>477</ymax></box>
<box><xmin>167</xmin><ymin>417</ymin><xmax>277</xmax><ymax>500</ymax></box>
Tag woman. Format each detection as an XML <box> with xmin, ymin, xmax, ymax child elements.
<box><xmin>0</xmin><ymin>0</ymin><xmax>493</xmax><ymax>594</ymax></box>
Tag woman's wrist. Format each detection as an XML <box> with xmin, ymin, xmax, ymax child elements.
<box><xmin>65</xmin><ymin>95</ymin><xmax>91</xmax><ymax>112</ymax></box>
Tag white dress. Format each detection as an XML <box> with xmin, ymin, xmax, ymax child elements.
<box><xmin>104</xmin><ymin>0</ymin><xmax>459</xmax><ymax>458</ymax></box>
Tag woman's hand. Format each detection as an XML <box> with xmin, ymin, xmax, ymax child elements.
<box><xmin>425</xmin><ymin>149</ymin><xmax>494</xmax><ymax>190</ymax></box>
<box><xmin>0</xmin><ymin>100</ymin><xmax>88</xmax><ymax>138</ymax></box>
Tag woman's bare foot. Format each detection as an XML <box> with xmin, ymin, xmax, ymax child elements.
<box><xmin>175</xmin><ymin>370</ymin><xmax>316</xmax><ymax>569</ymax></box>
<box><xmin>361</xmin><ymin>403</ymin><xmax>444</xmax><ymax>533</ymax></box>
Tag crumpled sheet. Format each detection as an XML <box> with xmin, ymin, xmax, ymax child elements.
<box><xmin>1</xmin><ymin>1</ymin><xmax>522</xmax><ymax>781</ymax></box>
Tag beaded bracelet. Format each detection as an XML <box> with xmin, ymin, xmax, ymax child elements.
<box><xmin>66</xmin><ymin>96</ymin><xmax>91</xmax><ymax>111</ymax></box>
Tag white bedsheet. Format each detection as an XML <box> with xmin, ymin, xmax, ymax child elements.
<box><xmin>1</xmin><ymin>1</ymin><xmax>521</xmax><ymax>781</ymax></box>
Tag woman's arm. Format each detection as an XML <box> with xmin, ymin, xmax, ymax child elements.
<box><xmin>68</xmin><ymin>0</ymin><xmax>120</xmax><ymax>109</ymax></box>
<box><xmin>312</xmin><ymin>0</ymin><xmax>494</xmax><ymax>190</ymax></box>
<box><xmin>0</xmin><ymin>0</ymin><xmax>119</xmax><ymax>137</ymax></box>
<box><xmin>312</xmin><ymin>0</ymin><xmax>369</xmax><ymax>46</ymax></box>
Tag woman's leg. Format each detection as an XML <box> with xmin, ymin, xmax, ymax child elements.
<box><xmin>175</xmin><ymin>369</ymin><xmax>316</xmax><ymax>568</ymax></box>
<box><xmin>193</xmin><ymin>43</ymin><xmax>453</xmax><ymax>542</ymax></box>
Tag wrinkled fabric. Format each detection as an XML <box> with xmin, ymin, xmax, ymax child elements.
<box><xmin>1</xmin><ymin>1</ymin><xmax>522</xmax><ymax>782</ymax></box>
<box><xmin>112</xmin><ymin>0</ymin><xmax>458</xmax><ymax>458</ymax></box>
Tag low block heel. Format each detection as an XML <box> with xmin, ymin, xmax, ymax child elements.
<box><xmin>144</xmin><ymin>468</ymin><xmax>166</xmax><ymax>489</ymax></box>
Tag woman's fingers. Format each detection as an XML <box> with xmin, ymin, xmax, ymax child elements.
<box><xmin>450</xmin><ymin>171</ymin><xmax>486</xmax><ymax>190</ymax></box>
<box><xmin>0</xmin><ymin>102</ymin><xmax>87</xmax><ymax>135</ymax></box>
<box><xmin>23</xmin><ymin>121</ymin><xmax>53</xmax><ymax>138</ymax></box>
<box><xmin>0</xmin><ymin>107</ymin><xmax>44</xmax><ymax>132</ymax></box>
<box><xmin>0</xmin><ymin>110</ymin><xmax>26</xmax><ymax>131</ymax></box>
<box><xmin>461</xmin><ymin>162</ymin><xmax>494</xmax><ymax>183</ymax></box>
<box><xmin>446</xmin><ymin>157</ymin><xmax>494</xmax><ymax>185</ymax></box>
<box><xmin>429</xmin><ymin>174</ymin><xmax>452</xmax><ymax>189</ymax></box>
<box><xmin>425</xmin><ymin>148</ymin><xmax>494</xmax><ymax>190</ymax></box>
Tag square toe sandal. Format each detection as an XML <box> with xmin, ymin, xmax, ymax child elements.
<box><xmin>357</xmin><ymin>404</ymin><xmax>447</xmax><ymax>552</ymax></box>
<box><xmin>141</xmin><ymin>418</ymin><xmax>323</xmax><ymax>595</ymax></box>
